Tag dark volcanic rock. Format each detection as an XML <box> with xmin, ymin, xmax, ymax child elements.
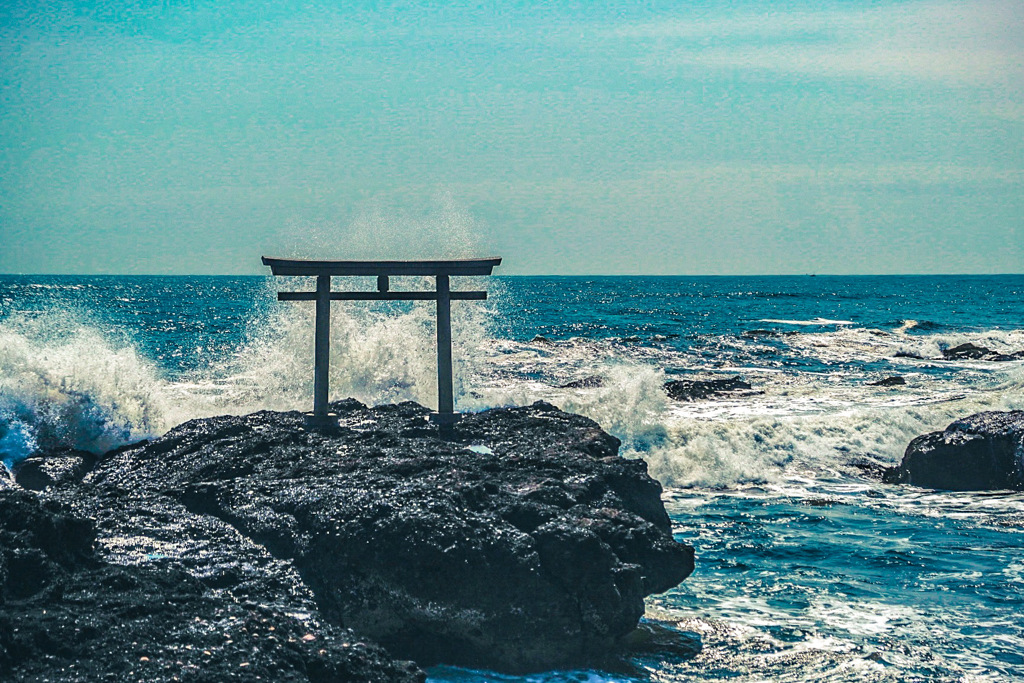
<box><xmin>13</xmin><ymin>449</ymin><xmax>99</xmax><ymax>491</ymax></box>
<box><xmin>867</xmin><ymin>376</ymin><xmax>906</xmax><ymax>387</ymax></box>
<box><xmin>51</xmin><ymin>400</ymin><xmax>692</xmax><ymax>673</ymax></box>
<box><xmin>0</xmin><ymin>488</ymin><xmax>421</xmax><ymax>683</ymax></box>
<box><xmin>942</xmin><ymin>342</ymin><xmax>993</xmax><ymax>360</ymax></box>
<box><xmin>664</xmin><ymin>376</ymin><xmax>756</xmax><ymax>401</ymax></box>
<box><xmin>941</xmin><ymin>343</ymin><xmax>1024</xmax><ymax>362</ymax></box>
<box><xmin>883</xmin><ymin>411</ymin><xmax>1024</xmax><ymax>490</ymax></box>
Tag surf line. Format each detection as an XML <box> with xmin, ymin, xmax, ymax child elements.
<box><xmin>262</xmin><ymin>256</ymin><xmax>501</xmax><ymax>429</ymax></box>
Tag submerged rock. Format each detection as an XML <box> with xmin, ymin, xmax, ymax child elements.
<box><xmin>664</xmin><ymin>376</ymin><xmax>757</xmax><ymax>401</ymax></box>
<box><xmin>742</xmin><ymin>329</ymin><xmax>778</xmax><ymax>338</ymax></box>
<box><xmin>883</xmin><ymin>411</ymin><xmax>1024</xmax><ymax>490</ymax></box>
<box><xmin>30</xmin><ymin>400</ymin><xmax>691</xmax><ymax>674</ymax></box>
<box><xmin>867</xmin><ymin>376</ymin><xmax>906</xmax><ymax>387</ymax></box>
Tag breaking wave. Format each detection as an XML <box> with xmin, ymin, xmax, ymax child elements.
<box><xmin>2</xmin><ymin>284</ymin><xmax>1022</xmax><ymax>493</ymax></box>
<box><xmin>0</xmin><ymin>314</ymin><xmax>172</xmax><ymax>466</ymax></box>
<box><xmin>0</xmin><ymin>290</ymin><xmax>495</xmax><ymax>466</ymax></box>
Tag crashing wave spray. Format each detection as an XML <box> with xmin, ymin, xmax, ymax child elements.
<box><xmin>0</xmin><ymin>313</ymin><xmax>174</xmax><ymax>466</ymax></box>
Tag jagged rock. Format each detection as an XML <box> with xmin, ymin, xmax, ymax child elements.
<box><xmin>867</xmin><ymin>376</ymin><xmax>906</xmax><ymax>387</ymax></box>
<box><xmin>47</xmin><ymin>400</ymin><xmax>692</xmax><ymax>673</ymax></box>
<box><xmin>664</xmin><ymin>376</ymin><xmax>757</xmax><ymax>401</ymax></box>
<box><xmin>0</xmin><ymin>488</ymin><xmax>422</xmax><ymax>683</ymax></box>
<box><xmin>883</xmin><ymin>411</ymin><xmax>1024</xmax><ymax>490</ymax></box>
<box><xmin>894</xmin><ymin>351</ymin><xmax>924</xmax><ymax>360</ymax></box>
<box><xmin>559</xmin><ymin>376</ymin><xmax>605</xmax><ymax>389</ymax></box>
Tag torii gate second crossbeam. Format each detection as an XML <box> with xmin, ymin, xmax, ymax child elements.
<box><xmin>262</xmin><ymin>256</ymin><xmax>502</xmax><ymax>428</ymax></box>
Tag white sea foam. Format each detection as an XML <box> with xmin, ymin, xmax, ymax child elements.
<box><xmin>3</xmin><ymin>286</ymin><xmax>1023</xmax><ymax>492</ymax></box>
<box><xmin>759</xmin><ymin>317</ymin><xmax>855</xmax><ymax>326</ymax></box>
<box><xmin>0</xmin><ymin>285</ymin><xmax>495</xmax><ymax>464</ymax></box>
<box><xmin>0</xmin><ymin>314</ymin><xmax>174</xmax><ymax>465</ymax></box>
<box><xmin>643</xmin><ymin>383</ymin><xmax>1024</xmax><ymax>488</ymax></box>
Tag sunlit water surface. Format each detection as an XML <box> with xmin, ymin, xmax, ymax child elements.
<box><xmin>2</xmin><ymin>274</ymin><xmax>1022</xmax><ymax>681</ymax></box>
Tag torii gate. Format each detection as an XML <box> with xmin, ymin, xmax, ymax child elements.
<box><xmin>262</xmin><ymin>256</ymin><xmax>502</xmax><ymax>428</ymax></box>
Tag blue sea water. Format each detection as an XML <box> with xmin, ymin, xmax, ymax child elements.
<box><xmin>2</xmin><ymin>274</ymin><xmax>1023</xmax><ymax>681</ymax></box>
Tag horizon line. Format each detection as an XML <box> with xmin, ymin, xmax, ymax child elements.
<box><xmin>2</xmin><ymin>272</ymin><xmax>1023</xmax><ymax>278</ymax></box>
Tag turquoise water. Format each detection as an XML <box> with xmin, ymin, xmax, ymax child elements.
<box><xmin>2</xmin><ymin>274</ymin><xmax>1023</xmax><ymax>680</ymax></box>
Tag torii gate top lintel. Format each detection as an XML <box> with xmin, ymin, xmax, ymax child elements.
<box><xmin>261</xmin><ymin>256</ymin><xmax>502</xmax><ymax>277</ymax></box>
<box><xmin>262</xmin><ymin>255</ymin><xmax>501</xmax><ymax>429</ymax></box>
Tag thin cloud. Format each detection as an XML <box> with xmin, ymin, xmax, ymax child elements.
<box><xmin>610</xmin><ymin>1</ymin><xmax>1023</xmax><ymax>88</ymax></box>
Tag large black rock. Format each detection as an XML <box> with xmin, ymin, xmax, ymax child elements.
<box><xmin>29</xmin><ymin>400</ymin><xmax>692</xmax><ymax>674</ymax></box>
<box><xmin>0</xmin><ymin>488</ymin><xmax>421</xmax><ymax>683</ymax></box>
<box><xmin>883</xmin><ymin>411</ymin><xmax>1024</xmax><ymax>490</ymax></box>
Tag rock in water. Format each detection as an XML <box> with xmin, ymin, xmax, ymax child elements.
<box><xmin>867</xmin><ymin>376</ymin><xmax>906</xmax><ymax>387</ymax></box>
<box><xmin>941</xmin><ymin>342</ymin><xmax>993</xmax><ymax>360</ymax></box>
<box><xmin>883</xmin><ymin>411</ymin><xmax>1024</xmax><ymax>490</ymax></box>
<box><xmin>664</xmin><ymin>376</ymin><xmax>756</xmax><ymax>401</ymax></box>
<box><xmin>559</xmin><ymin>375</ymin><xmax>605</xmax><ymax>389</ymax></box>
<box><xmin>941</xmin><ymin>343</ymin><xmax>1024</xmax><ymax>362</ymax></box>
<box><xmin>54</xmin><ymin>400</ymin><xmax>693</xmax><ymax>673</ymax></box>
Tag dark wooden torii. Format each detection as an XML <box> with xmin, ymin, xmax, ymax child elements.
<box><xmin>262</xmin><ymin>256</ymin><xmax>502</xmax><ymax>427</ymax></box>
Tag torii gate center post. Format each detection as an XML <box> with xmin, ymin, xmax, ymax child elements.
<box><xmin>262</xmin><ymin>256</ymin><xmax>502</xmax><ymax>428</ymax></box>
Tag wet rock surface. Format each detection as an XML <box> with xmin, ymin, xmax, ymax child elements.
<box><xmin>867</xmin><ymin>376</ymin><xmax>906</xmax><ymax>387</ymax></box>
<box><xmin>664</xmin><ymin>376</ymin><xmax>759</xmax><ymax>401</ymax></box>
<box><xmin>0</xmin><ymin>488</ymin><xmax>421</xmax><ymax>683</ymax></box>
<box><xmin>12</xmin><ymin>449</ymin><xmax>100</xmax><ymax>491</ymax></box>
<box><xmin>883</xmin><ymin>411</ymin><xmax>1024</xmax><ymax>491</ymax></box>
<box><xmin>559</xmin><ymin>375</ymin><xmax>605</xmax><ymax>389</ymax></box>
<box><xmin>940</xmin><ymin>343</ymin><xmax>1024</xmax><ymax>362</ymax></box>
<box><xmin>4</xmin><ymin>400</ymin><xmax>692</xmax><ymax>676</ymax></box>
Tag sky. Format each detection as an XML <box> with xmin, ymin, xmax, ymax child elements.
<box><xmin>1</xmin><ymin>0</ymin><xmax>1022</xmax><ymax>275</ymax></box>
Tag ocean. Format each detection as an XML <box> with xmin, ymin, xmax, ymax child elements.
<box><xmin>2</xmin><ymin>273</ymin><xmax>1023</xmax><ymax>681</ymax></box>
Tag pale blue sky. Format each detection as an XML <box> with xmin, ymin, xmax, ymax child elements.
<box><xmin>1</xmin><ymin>0</ymin><xmax>1021</xmax><ymax>274</ymax></box>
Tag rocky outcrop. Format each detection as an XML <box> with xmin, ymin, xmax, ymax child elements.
<box><xmin>0</xmin><ymin>488</ymin><xmax>421</xmax><ymax>683</ymax></box>
<box><xmin>664</xmin><ymin>376</ymin><xmax>758</xmax><ymax>401</ymax></box>
<box><xmin>883</xmin><ymin>411</ymin><xmax>1024</xmax><ymax>490</ymax></box>
<box><xmin>18</xmin><ymin>400</ymin><xmax>691</xmax><ymax>675</ymax></box>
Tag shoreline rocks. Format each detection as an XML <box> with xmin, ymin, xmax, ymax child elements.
<box><xmin>0</xmin><ymin>488</ymin><xmax>422</xmax><ymax>683</ymax></box>
<box><xmin>2</xmin><ymin>400</ymin><xmax>693</xmax><ymax>677</ymax></box>
<box><xmin>883</xmin><ymin>411</ymin><xmax>1024</xmax><ymax>491</ymax></box>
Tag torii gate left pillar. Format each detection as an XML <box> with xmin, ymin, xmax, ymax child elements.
<box><xmin>262</xmin><ymin>256</ymin><xmax>501</xmax><ymax>429</ymax></box>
